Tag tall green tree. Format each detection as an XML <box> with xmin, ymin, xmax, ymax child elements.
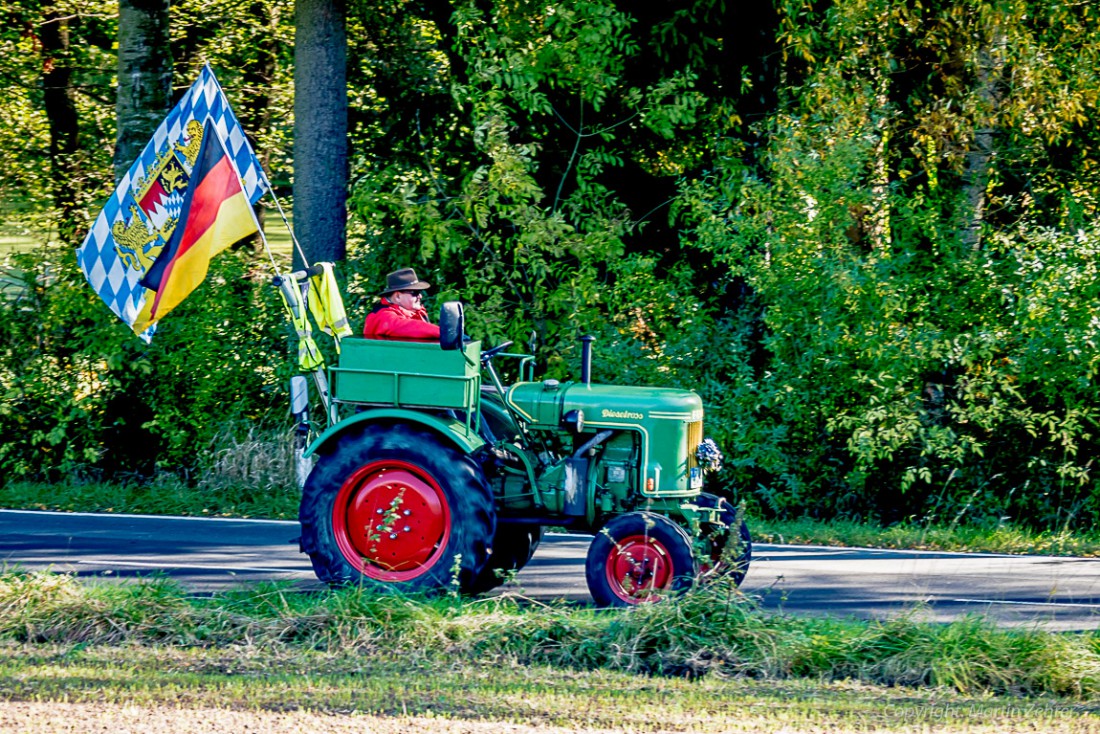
<box><xmin>678</xmin><ymin>0</ymin><xmax>1100</xmax><ymax>525</ymax></box>
<box><xmin>39</xmin><ymin>6</ymin><xmax>80</xmax><ymax>243</ymax></box>
<box><xmin>0</xmin><ymin>0</ymin><xmax>115</xmax><ymax>244</ymax></box>
<box><xmin>345</xmin><ymin>0</ymin><xmax>778</xmax><ymax>368</ymax></box>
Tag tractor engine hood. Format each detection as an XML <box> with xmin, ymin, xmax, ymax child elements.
<box><xmin>504</xmin><ymin>380</ymin><xmax>706</xmax><ymax>496</ymax></box>
<box><xmin>504</xmin><ymin>381</ymin><xmax>703</xmax><ymax>429</ymax></box>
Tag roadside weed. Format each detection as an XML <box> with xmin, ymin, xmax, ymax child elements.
<box><xmin>1</xmin><ymin>570</ymin><xmax>1098</xmax><ymax>701</ymax></box>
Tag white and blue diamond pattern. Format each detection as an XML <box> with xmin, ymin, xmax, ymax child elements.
<box><xmin>76</xmin><ymin>64</ymin><xmax>269</xmax><ymax>340</ymax></box>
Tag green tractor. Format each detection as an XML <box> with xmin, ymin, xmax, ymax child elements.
<box><xmin>296</xmin><ymin>303</ymin><xmax>750</xmax><ymax>606</ymax></box>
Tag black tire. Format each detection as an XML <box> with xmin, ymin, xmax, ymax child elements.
<box><xmin>696</xmin><ymin>492</ymin><xmax>752</xmax><ymax>586</ymax></box>
<box><xmin>299</xmin><ymin>423</ymin><xmax>495</xmax><ymax>594</ymax></box>
<box><xmin>585</xmin><ymin>512</ymin><xmax>697</xmax><ymax>607</ymax></box>
<box><xmin>469</xmin><ymin>524</ymin><xmax>543</xmax><ymax>594</ymax></box>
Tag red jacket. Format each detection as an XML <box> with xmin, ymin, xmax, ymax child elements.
<box><xmin>363</xmin><ymin>298</ymin><xmax>441</xmax><ymax>341</ymax></box>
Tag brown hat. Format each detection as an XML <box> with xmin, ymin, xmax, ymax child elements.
<box><xmin>381</xmin><ymin>267</ymin><xmax>431</xmax><ymax>295</ymax></box>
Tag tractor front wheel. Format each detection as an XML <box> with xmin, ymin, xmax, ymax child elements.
<box><xmin>585</xmin><ymin>512</ymin><xmax>696</xmax><ymax>607</ymax></box>
<box><xmin>696</xmin><ymin>492</ymin><xmax>752</xmax><ymax>586</ymax></box>
<box><xmin>299</xmin><ymin>423</ymin><xmax>495</xmax><ymax>594</ymax></box>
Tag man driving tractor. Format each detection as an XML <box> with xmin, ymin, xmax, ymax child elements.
<box><xmin>362</xmin><ymin>267</ymin><xmax>441</xmax><ymax>341</ymax></box>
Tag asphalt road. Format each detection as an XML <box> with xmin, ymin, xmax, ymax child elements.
<box><xmin>3</xmin><ymin>509</ymin><xmax>1100</xmax><ymax>630</ymax></box>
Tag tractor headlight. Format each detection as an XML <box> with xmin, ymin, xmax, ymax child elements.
<box><xmin>562</xmin><ymin>409</ymin><xmax>585</xmax><ymax>434</ymax></box>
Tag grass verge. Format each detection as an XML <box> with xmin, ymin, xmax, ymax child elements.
<box><xmin>753</xmin><ymin>517</ymin><xmax>1100</xmax><ymax>558</ymax></box>
<box><xmin>0</xmin><ymin>426</ymin><xmax>301</xmax><ymax>520</ymax></box>
<box><xmin>0</xmin><ymin>572</ymin><xmax>1098</xmax><ymax>732</ymax></box>
<box><xmin>0</xmin><ymin>477</ymin><xmax>299</xmax><ymax>520</ymax></box>
<box><xmin>1</xmin><ymin>571</ymin><xmax>1099</xmax><ymax>699</ymax></box>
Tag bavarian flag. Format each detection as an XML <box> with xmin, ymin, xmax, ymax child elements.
<box><xmin>136</xmin><ymin>121</ymin><xmax>258</xmax><ymax>330</ymax></box>
<box><xmin>76</xmin><ymin>64</ymin><xmax>268</xmax><ymax>340</ymax></box>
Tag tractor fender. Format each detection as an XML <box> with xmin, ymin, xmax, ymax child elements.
<box><xmin>304</xmin><ymin>408</ymin><xmax>485</xmax><ymax>459</ymax></box>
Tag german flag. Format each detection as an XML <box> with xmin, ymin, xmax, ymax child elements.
<box><xmin>138</xmin><ymin>120</ymin><xmax>258</xmax><ymax>327</ymax></box>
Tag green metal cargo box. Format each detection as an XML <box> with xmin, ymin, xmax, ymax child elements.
<box><xmin>330</xmin><ymin>338</ymin><xmax>482</xmax><ymax>411</ymax></box>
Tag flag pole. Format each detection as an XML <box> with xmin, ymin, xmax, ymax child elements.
<box><xmin>266</xmin><ymin>190</ymin><xmax>310</xmax><ymax>270</ymax></box>
<box><xmin>202</xmin><ymin>72</ymin><xmax>338</xmax><ymax>430</ymax></box>
<box><xmin>245</xmin><ymin>170</ymin><xmax>338</xmax><ymax>428</ymax></box>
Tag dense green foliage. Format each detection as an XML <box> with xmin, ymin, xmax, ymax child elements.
<box><xmin>0</xmin><ymin>0</ymin><xmax>295</xmax><ymax>480</ymax></box>
<box><xmin>2</xmin><ymin>0</ymin><xmax>1099</xmax><ymax>531</ymax></box>
<box><xmin>690</xmin><ymin>0</ymin><xmax>1100</xmax><ymax>526</ymax></box>
<box><xmin>0</xmin><ymin>251</ymin><xmax>291</xmax><ymax>479</ymax></box>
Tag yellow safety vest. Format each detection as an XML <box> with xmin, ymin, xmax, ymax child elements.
<box><xmin>277</xmin><ymin>275</ymin><xmax>324</xmax><ymax>371</ymax></box>
<box><xmin>307</xmin><ymin>262</ymin><xmax>353</xmax><ymax>351</ymax></box>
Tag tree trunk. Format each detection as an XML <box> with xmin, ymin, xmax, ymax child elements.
<box><xmin>960</xmin><ymin>15</ymin><xmax>1006</xmax><ymax>252</ymax></box>
<box><xmin>114</xmin><ymin>0</ymin><xmax>172</xmax><ymax>183</ymax></box>
<box><xmin>293</xmin><ymin>0</ymin><xmax>348</xmax><ymax>266</ymax></box>
<box><xmin>39</xmin><ymin>11</ymin><xmax>80</xmax><ymax>245</ymax></box>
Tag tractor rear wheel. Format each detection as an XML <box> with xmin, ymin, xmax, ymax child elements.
<box><xmin>299</xmin><ymin>423</ymin><xmax>495</xmax><ymax>594</ymax></box>
<box><xmin>696</xmin><ymin>492</ymin><xmax>752</xmax><ymax>586</ymax></box>
<box><xmin>585</xmin><ymin>512</ymin><xmax>696</xmax><ymax>607</ymax></box>
<box><xmin>470</xmin><ymin>524</ymin><xmax>543</xmax><ymax>594</ymax></box>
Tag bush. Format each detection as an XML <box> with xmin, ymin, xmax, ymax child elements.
<box><xmin>674</xmin><ymin>91</ymin><xmax>1100</xmax><ymax>529</ymax></box>
<box><xmin>0</xmin><ymin>246</ymin><xmax>295</xmax><ymax>485</ymax></box>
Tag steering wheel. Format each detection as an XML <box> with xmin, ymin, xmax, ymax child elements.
<box><xmin>480</xmin><ymin>341</ymin><xmax>514</xmax><ymax>363</ymax></box>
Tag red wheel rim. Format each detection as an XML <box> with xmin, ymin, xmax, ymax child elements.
<box><xmin>604</xmin><ymin>534</ymin><xmax>676</xmax><ymax>604</ymax></box>
<box><xmin>333</xmin><ymin>459</ymin><xmax>451</xmax><ymax>581</ymax></box>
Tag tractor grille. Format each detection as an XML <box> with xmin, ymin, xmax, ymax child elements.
<box><xmin>686</xmin><ymin>419</ymin><xmax>703</xmax><ymax>470</ymax></box>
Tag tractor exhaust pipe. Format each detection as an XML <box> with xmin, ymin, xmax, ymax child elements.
<box><xmin>580</xmin><ymin>335</ymin><xmax>595</xmax><ymax>385</ymax></box>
